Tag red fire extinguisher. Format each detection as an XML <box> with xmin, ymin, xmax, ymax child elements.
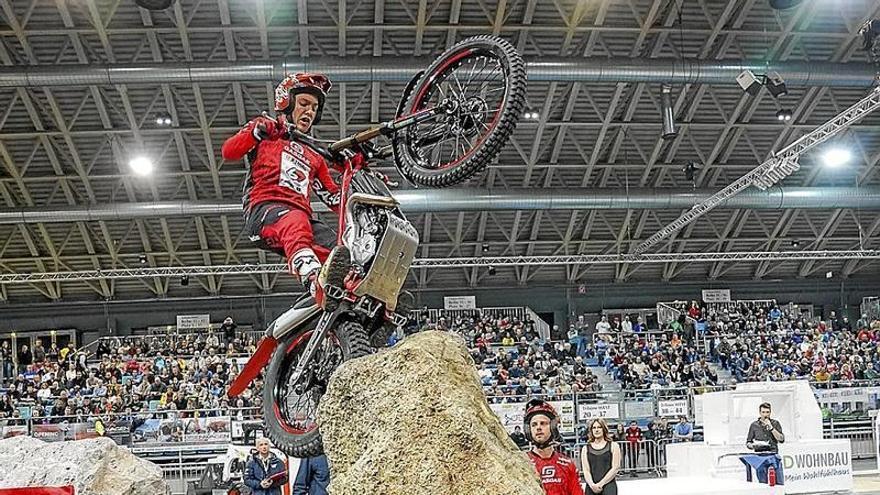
<box><xmin>768</xmin><ymin>466</ymin><xmax>777</xmax><ymax>486</ymax></box>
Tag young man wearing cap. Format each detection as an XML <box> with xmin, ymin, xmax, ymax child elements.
<box><xmin>222</xmin><ymin>73</ymin><xmax>359</xmax><ymax>304</ymax></box>
<box><xmin>524</xmin><ymin>399</ymin><xmax>584</xmax><ymax>495</ymax></box>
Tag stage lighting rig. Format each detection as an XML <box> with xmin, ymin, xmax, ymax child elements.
<box><xmin>776</xmin><ymin>109</ymin><xmax>793</xmax><ymax>121</ymax></box>
<box><xmin>736</xmin><ymin>70</ymin><xmax>763</xmax><ymax>96</ymax></box>
<box><xmin>682</xmin><ymin>162</ymin><xmax>699</xmax><ymax>183</ymax></box>
<box><xmin>765</xmin><ymin>71</ymin><xmax>788</xmax><ymax>98</ymax></box>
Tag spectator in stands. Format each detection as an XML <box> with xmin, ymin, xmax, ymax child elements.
<box><xmin>625</xmin><ymin>420</ymin><xmax>642</xmax><ymax>474</ymax></box>
<box><xmin>672</xmin><ymin>416</ymin><xmax>693</xmax><ymax>442</ymax></box>
<box><xmin>17</xmin><ymin>344</ymin><xmax>32</xmax><ymax>374</ymax></box>
<box><xmin>595</xmin><ymin>316</ymin><xmax>611</xmax><ymax>335</ymax></box>
<box><xmin>32</xmin><ymin>341</ymin><xmax>46</xmax><ymax>364</ymax></box>
<box><xmin>221</xmin><ymin>317</ymin><xmax>238</xmax><ymax>343</ymax></box>
<box><xmin>0</xmin><ymin>341</ymin><xmax>12</xmax><ymax>380</ymax></box>
<box><xmin>245</xmin><ymin>437</ymin><xmax>288</xmax><ymax>495</ymax></box>
<box><xmin>510</xmin><ymin>425</ymin><xmax>528</xmax><ymax>449</ymax></box>
<box><xmin>632</xmin><ymin>317</ymin><xmax>645</xmax><ymax>333</ymax></box>
<box><xmin>621</xmin><ymin>315</ymin><xmax>633</xmax><ymax>333</ymax></box>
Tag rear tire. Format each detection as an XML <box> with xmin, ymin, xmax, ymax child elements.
<box><xmin>262</xmin><ymin>319</ymin><xmax>371</xmax><ymax>457</ymax></box>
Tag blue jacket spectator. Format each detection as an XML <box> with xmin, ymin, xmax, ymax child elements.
<box><xmin>244</xmin><ymin>438</ymin><xmax>288</xmax><ymax>495</ymax></box>
<box><xmin>292</xmin><ymin>454</ymin><xmax>330</xmax><ymax>495</ymax></box>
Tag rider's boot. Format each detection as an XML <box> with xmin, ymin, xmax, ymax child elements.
<box><xmin>317</xmin><ymin>246</ymin><xmax>351</xmax><ymax>311</ymax></box>
<box><xmin>291</xmin><ymin>248</ymin><xmax>323</xmax><ymax>304</ymax></box>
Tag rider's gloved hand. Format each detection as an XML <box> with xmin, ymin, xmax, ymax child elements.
<box><xmin>250</xmin><ymin>116</ymin><xmax>281</xmax><ymax>142</ymax></box>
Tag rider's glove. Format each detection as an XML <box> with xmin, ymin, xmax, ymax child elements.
<box><xmin>250</xmin><ymin>116</ymin><xmax>280</xmax><ymax>142</ymax></box>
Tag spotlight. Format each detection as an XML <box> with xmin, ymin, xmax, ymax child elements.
<box><xmin>683</xmin><ymin>161</ymin><xmax>699</xmax><ymax>182</ymax></box>
<box><xmin>776</xmin><ymin>109</ymin><xmax>792</xmax><ymax>121</ymax></box>
<box><xmin>487</xmin><ymin>266</ymin><xmax>497</xmax><ymax>276</ymax></box>
<box><xmin>524</xmin><ymin>110</ymin><xmax>539</xmax><ymax>120</ymax></box>
<box><xmin>791</xmin><ymin>240</ymin><xmax>800</xmax><ymax>248</ymax></box>
<box><xmin>482</xmin><ymin>242</ymin><xmax>490</xmax><ymax>251</ymax></box>
<box><xmin>765</xmin><ymin>71</ymin><xmax>788</xmax><ymax>98</ymax></box>
<box><xmin>822</xmin><ymin>148</ymin><xmax>851</xmax><ymax>168</ymax></box>
<box><xmin>736</xmin><ymin>70</ymin><xmax>762</xmax><ymax>96</ymax></box>
<box><xmin>825</xmin><ymin>271</ymin><xmax>833</xmax><ymax>279</ymax></box>
<box><xmin>129</xmin><ymin>156</ymin><xmax>154</xmax><ymax>176</ymax></box>
<box><xmin>155</xmin><ymin>114</ymin><xmax>173</xmax><ymax>126</ymax></box>
<box><xmin>180</xmin><ymin>275</ymin><xmax>189</xmax><ymax>286</ymax></box>
<box><xmin>139</xmin><ymin>254</ymin><xmax>148</xmax><ymax>264</ymax></box>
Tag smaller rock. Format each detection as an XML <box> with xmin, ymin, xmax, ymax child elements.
<box><xmin>0</xmin><ymin>436</ymin><xmax>169</xmax><ymax>495</ymax></box>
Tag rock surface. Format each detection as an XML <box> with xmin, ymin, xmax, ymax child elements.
<box><xmin>318</xmin><ymin>330</ymin><xmax>544</xmax><ymax>495</ymax></box>
<box><xmin>0</xmin><ymin>436</ymin><xmax>169</xmax><ymax>495</ymax></box>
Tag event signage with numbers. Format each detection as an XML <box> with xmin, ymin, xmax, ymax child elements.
<box><xmin>701</xmin><ymin>289</ymin><xmax>731</xmax><ymax>303</ymax></box>
<box><xmin>176</xmin><ymin>314</ymin><xmax>211</xmax><ymax>330</ymax></box>
<box><xmin>443</xmin><ymin>296</ymin><xmax>476</xmax><ymax>310</ymax></box>
<box><xmin>577</xmin><ymin>403</ymin><xmax>620</xmax><ymax>421</ymax></box>
<box><xmin>658</xmin><ymin>399</ymin><xmax>689</xmax><ymax>417</ymax></box>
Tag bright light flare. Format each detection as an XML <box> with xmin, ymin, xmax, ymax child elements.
<box><xmin>129</xmin><ymin>156</ymin><xmax>154</xmax><ymax>176</ymax></box>
<box><xmin>822</xmin><ymin>148</ymin><xmax>851</xmax><ymax>168</ymax></box>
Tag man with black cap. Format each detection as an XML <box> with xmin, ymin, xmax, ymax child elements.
<box><xmin>524</xmin><ymin>399</ymin><xmax>584</xmax><ymax>495</ymax></box>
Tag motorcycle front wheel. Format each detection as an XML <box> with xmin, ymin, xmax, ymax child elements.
<box><xmin>393</xmin><ymin>35</ymin><xmax>526</xmax><ymax>188</ymax></box>
<box><xmin>262</xmin><ymin>319</ymin><xmax>370</xmax><ymax>458</ymax></box>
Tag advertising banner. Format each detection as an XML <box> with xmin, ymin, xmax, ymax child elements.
<box><xmin>780</xmin><ymin>440</ymin><xmax>853</xmax><ymax>493</ymax></box>
<box><xmin>181</xmin><ymin>416</ymin><xmax>231</xmax><ymax>443</ymax></box>
<box><xmin>489</xmin><ymin>400</ymin><xmax>576</xmax><ymax>435</ymax></box>
<box><xmin>0</xmin><ymin>424</ymin><xmax>28</xmax><ymax>439</ymax></box>
<box><xmin>31</xmin><ymin>423</ymin><xmax>71</xmax><ymax>443</ymax></box>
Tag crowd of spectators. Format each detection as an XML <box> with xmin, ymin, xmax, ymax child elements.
<box><xmin>0</xmin><ymin>318</ymin><xmax>263</xmax><ymax>426</ymax></box>
<box><xmin>413</xmin><ymin>314</ymin><xmax>603</xmax><ymax>402</ymax></box>
<box><xmin>597</xmin><ymin>301</ymin><xmax>880</xmax><ymax>390</ymax></box>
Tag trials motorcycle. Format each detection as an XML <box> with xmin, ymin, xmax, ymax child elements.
<box><xmin>227</xmin><ymin>36</ymin><xmax>527</xmax><ymax>457</ymax></box>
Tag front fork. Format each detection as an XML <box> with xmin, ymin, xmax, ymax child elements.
<box><xmin>289</xmin><ymin>308</ymin><xmax>341</xmax><ymax>387</ymax></box>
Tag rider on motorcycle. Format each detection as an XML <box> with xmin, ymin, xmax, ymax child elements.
<box><xmin>221</xmin><ymin>73</ymin><xmax>356</xmax><ymax>304</ymax></box>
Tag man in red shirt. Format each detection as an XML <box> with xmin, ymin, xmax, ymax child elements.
<box><xmin>625</xmin><ymin>420</ymin><xmax>643</xmax><ymax>474</ymax></box>
<box><xmin>221</xmin><ymin>73</ymin><xmax>350</xmax><ymax>301</ymax></box>
<box><xmin>524</xmin><ymin>399</ymin><xmax>584</xmax><ymax>495</ymax></box>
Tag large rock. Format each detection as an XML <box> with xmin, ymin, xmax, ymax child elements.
<box><xmin>0</xmin><ymin>436</ymin><xmax>169</xmax><ymax>495</ymax></box>
<box><xmin>318</xmin><ymin>330</ymin><xmax>544</xmax><ymax>495</ymax></box>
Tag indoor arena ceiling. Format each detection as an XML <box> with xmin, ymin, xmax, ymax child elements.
<box><xmin>1</xmin><ymin>0</ymin><xmax>880</xmax><ymax>302</ymax></box>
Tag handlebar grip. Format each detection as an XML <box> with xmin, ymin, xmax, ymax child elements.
<box><xmin>329</xmin><ymin>137</ymin><xmax>358</xmax><ymax>153</ymax></box>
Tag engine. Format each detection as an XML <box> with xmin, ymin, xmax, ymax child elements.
<box><xmin>343</xmin><ymin>205</ymin><xmax>386</xmax><ymax>267</ymax></box>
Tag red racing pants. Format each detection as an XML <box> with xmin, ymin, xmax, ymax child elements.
<box><xmin>246</xmin><ymin>202</ymin><xmax>337</xmax><ymax>277</ymax></box>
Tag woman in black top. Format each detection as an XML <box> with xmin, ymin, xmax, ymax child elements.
<box><xmin>581</xmin><ymin>418</ymin><xmax>621</xmax><ymax>495</ymax></box>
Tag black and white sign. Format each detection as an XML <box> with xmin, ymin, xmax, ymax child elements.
<box><xmin>443</xmin><ymin>296</ymin><xmax>476</xmax><ymax>310</ymax></box>
<box><xmin>658</xmin><ymin>399</ymin><xmax>689</xmax><ymax>417</ymax></box>
<box><xmin>176</xmin><ymin>314</ymin><xmax>211</xmax><ymax>330</ymax></box>
<box><xmin>701</xmin><ymin>289</ymin><xmax>731</xmax><ymax>303</ymax></box>
<box><xmin>577</xmin><ymin>403</ymin><xmax>620</xmax><ymax>421</ymax></box>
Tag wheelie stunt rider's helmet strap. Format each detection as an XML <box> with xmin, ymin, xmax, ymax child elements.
<box><xmin>523</xmin><ymin>398</ymin><xmax>561</xmax><ymax>448</ymax></box>
<box><xmin>274</xmin><ymin>72</ymin><xmax>332</xmax><ymax>126</ymax></box>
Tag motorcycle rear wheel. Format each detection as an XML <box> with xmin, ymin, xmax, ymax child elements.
<box><xmin>393</xmin><ymin>35</ymin><xmax>526</xmax><ymax>188</ymax></box>
<box><xmin>262</xmin><ymin>319</ymin><xmax>370</xmax><ymax>457</ymax></box>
